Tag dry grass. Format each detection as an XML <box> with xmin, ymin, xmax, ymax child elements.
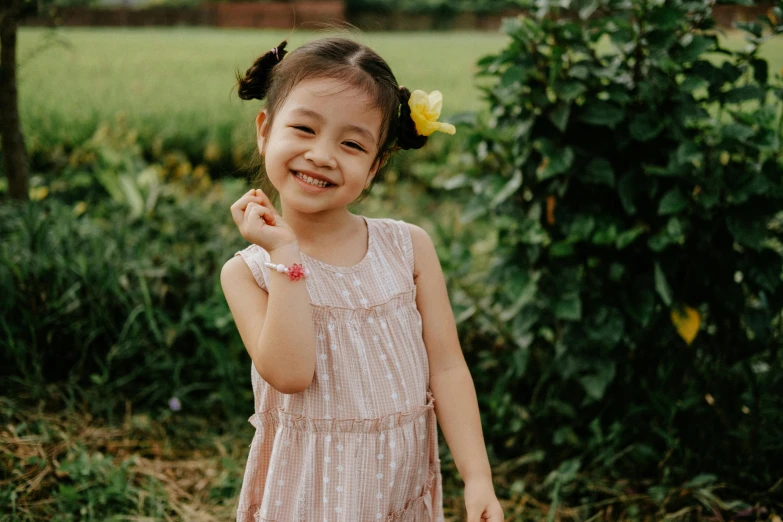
<box><xmin>2</xmin><ymin>397</ymin><xmax>778</xmax><ymax>521</ymax></box>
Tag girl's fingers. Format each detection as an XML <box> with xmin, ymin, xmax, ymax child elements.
<box><xmin>231</xmin><ymin>191</ymin><xmax>274</xmax><ymax>217</ymax></box>
<box><xmin>253</xmin><ymin>190</ymin><xmax>280</xmax><ymax>217</ymax></box>
<box><xmin>229</xmin><ymin>202</ymin><xmax>246</xmax><ymax>227</ymax></box>
<box><xmin>246</xmin><ymin>201</ymin><xmax>276</xmax><ymax>226</ymax></box>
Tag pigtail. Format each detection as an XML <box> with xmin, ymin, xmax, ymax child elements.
<box><xmin>235</xmin><ymin>41</ymin><xmax>289</xmax><ymax>101</ymax></box>
<box><xmin>395</xmin><ymin>86</ymin><xmax>428</xmax><ymax>151</ymax></box>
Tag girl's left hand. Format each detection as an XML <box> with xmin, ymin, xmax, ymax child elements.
<box><xmin>465</xmin><ymin>479</ymin><xmax>505</xmax><ymax>522</ymax></box>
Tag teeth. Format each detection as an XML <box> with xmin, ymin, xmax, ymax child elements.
<box><xmin>294</xmin><ymin>171</ymin><xmax>329</xmax><ymax>188</ymax></box>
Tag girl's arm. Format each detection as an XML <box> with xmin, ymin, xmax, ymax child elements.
<box><xmin>221</xmin><ymin>242</ymin><xmax>316</xmax><ymax>394</ymax></box>
<box><xmin>408</xmin><ymin>224</ymin><xmax>494</xmax><ymax>486</ymax></box>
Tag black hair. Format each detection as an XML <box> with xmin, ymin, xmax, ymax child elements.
<box><xmin>235</xmin><ymin>37</ymin><xmax>430</xmax><ymax>200</ymax></box>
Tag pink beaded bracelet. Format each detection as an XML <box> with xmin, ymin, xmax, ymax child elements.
<box><xmin>264</xmin><ymin>262</ymin><xmax>310</xmax><ymax>282</ymax></box>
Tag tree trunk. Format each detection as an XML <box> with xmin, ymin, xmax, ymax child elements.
<box><xmin>0</xmin><ymin>5</ymin><xmax>29</xmax><ymax>201</ymax></box>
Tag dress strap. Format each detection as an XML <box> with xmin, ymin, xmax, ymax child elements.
<box><xmin>374</xmin><ymin>218</ymin><xmax>414</xmax><ymax>277</ymax></box>
<box><xmin>234</xmin><ymin>244</ymin><xmax>271</xmax><ymax>291</ymax></box>
<box><xmin>396</xmin><ymin>220</ymin><xmax>415</xmax><ymax>275</ymax></box>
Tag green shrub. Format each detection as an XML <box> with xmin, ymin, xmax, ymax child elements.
<box><xmin>444</xmin><ymin>0</ymin><xmax>783</xmax><ymax>511</ymax></box>
<box><xmin>0</xmin><ymin>122</ymin><xmax>253</xmax><ymax>420</ymax></box>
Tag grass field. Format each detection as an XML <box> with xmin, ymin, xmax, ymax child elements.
<box><xmin>17</xmin><ymin>28</ymin><xmax>508</xmax><ymax>154</ymax></box>
<box><xmin>16</xmin><ymin>27</ymin><xmax>783</xmax><ymax>160</ymax></box>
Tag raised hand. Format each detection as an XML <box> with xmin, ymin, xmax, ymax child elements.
<box><xmin>230</xmin><ymin>189</ymin><xmax>297</xmax><ymax>252</ymax></box>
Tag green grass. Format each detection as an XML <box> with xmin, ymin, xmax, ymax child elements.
<box><xmin>17</xmin><ymin>28</ymin><xmax>508</xmax><ymax>155</ymax></box>
<box><xmin>16</xmin><ymin>27</ymin><xmax>783</xmax><ymax>164</ymax></box>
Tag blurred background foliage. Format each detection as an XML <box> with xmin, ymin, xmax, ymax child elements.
<box><xmin>2</xmin><ymin>0</ymin><xmax>783</xmax><ymax>520</ymax></box>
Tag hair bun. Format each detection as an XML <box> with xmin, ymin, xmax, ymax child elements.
<box><xmin>235</xmin><ymin>41</ymin><xmax>288</xmax><ymax>101</ymax></box>
<box><xmin>396</xmin><ymin>86</ymin><xmax>428</xmax><ymax>151</ymax></box>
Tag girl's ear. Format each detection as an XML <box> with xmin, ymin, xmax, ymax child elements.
<box><xmin>256</xmin><ymin>110</ymin><xmax>269</xmax><ymax>155</ymax></box>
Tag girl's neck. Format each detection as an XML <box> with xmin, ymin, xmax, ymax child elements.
<box><xmin>280</xmin><ymin>204</ymin><xmax>366</xmax><ymax>262</ymax></box>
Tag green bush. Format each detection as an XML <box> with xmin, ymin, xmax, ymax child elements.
<box><xmin>0</xmin><ymin>122</ymin><xmax>253</xmax><ymax>421</ymax></box>
<box><xmin>443</xmin><ymin>0</ymin><xmax>783</xmax><ymax>512</ymax></box>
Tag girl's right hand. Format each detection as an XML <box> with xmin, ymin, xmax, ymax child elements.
<box><xmin>230</xmin><ymin>189</ymin><xmax>297</xmax><ymax>252</ymax></box>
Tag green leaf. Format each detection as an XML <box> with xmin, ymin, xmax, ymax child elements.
<box><xmin>490</xmin><ymin>169</ymin><xmax>523</xmax><ymax>208</ymax></box>
<box><xmin>554</xmin><ymin>291</ymin><xmax>582</xmax><ymax>321</ymax></box>
<box><xmin>555</xmin><ymin>80</ymin><xmax>587</xmax><ymax>101</ymax></box>
<box><xmin>567</xmin><ymin>215</ymin><xmax>595</xmax><ymax>241</ymax></box>
<box><xmin>550</xmin><ymin>241</ymin><xmax>575</xmax><ymax>257</ymax></box>
<box><xmin>569</xmin><ymin>64</ymin><xmax>590</xmax><ymax>80</ymax></box>
<box><xmin>686</xmin><ymin>474</ymin><xmax>718</xmax><ymax>487</ymax></box>
<box><xmin>583</xmin><ymin>157</ymin><xmax>615</xmax><ymax>186</ymax></box>
<box><xmin>584</xmin><ymin>306</ymin><xmax>624</xmax><ymax>346</ymax></box>
<box><xmin>579</xmin><ymin>362</ymin><xmax>616</xmax><ymax>401</ymax></box>
<box><xmin>625</xmin><ymin>284</ymin><xmax>655</xmax><ymax>326</ymax></box>
<box><xmin>658</xmin><ymin>188</ymin><xmax>688</xmax><ymax>215</ymax></box>
<box><xmin>654</xmin><ymin>262</ymin><xmax>673</xmax><ymax>306</ymax></box>
<box><xmin>618</xmin><ymin>174</ymin><xmax>639</xmax><ymax>214</ymax></box>
<box><xmin>675</xmin><ymin>141</ymin><xmax>703</xmax><ymax>167</ymax></box>
<box><xmin>736</xmin><ymin>21</ymin><xmax>763</xmax><ymax>38</ymax></box>
<box><xmin>722</xmin><ymin>123</ymin><xmax>755</xmax><ymax>142</ymax></box>
<box><xmin>649</xmin><ymin>6</ymin><xmax>682</xmax><ymax>30</ymax></box>
<box><xmin>726</xmin><ymin>213</ymin><xmax>767</xmax><ymax>250</ymax></box>
<box><xmin>629</xmin><ymin>113</ymin><xmax>665</xmax><ymax>142</ymax></box>
<box><xmin>537</xmin><ymin>140</ymin><xmax>574</xmax><ymax>180</ymax></box>
<box><xmin>549</xmin><ymin>102</ymin><xmax>571</xmax><ymax>132</ymax></box>
<box><xmin>578</xmin><ymin>0</ymin><xmax>599</xmax><ymax>20</ymax></box>
<box><xmin>680</xmin><ymin>75</ymin><xmax>708</xmax><ymax>92</ymax></box>
<box><xmin>615</xmin><ymin>225</ymin><xmax>645</xmax><ymax>249</ymax></box>
<box><xmin>501</xmin><ymin>66</ymin><xmax>527</xmax><ymax>87</ymax></box>
<box><xmin>679</xmin><ymin>35</ymin><xmax>715</xmax><ymax>62</ymax></box>
<box><xmin>580</xmin><ymin>101</ymin><xmax>624</xmax><ymax>127</ymax></box>
<box><xmin>752</xmin><ymin>59</ymin><xmax>769</xmax><ymax>84</ymax></box>
<box><xmin>592</xmin><ymin>224</ymin><xmax>618</xmax><ymax>245</ymax></box>
<box><xmin>723</xmin><ymin>85</ymin><xmax>765</xmax><ymax>104</ymax></box>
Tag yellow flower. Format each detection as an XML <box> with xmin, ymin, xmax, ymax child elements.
<box><xmin>408</xmin><ymin>90</ymin><xmax>456</xmax><ymax>137</ymax></box>
<box><xmin>73</xmin><ymin>201</ymin><xmax>88</xmax><ymax>217</ymax></box>
<box><xmin>30</xmin><ymin>186</ymin><xmax>49</xmax><ymax>201</ymax></box>
<box><xmin>671</xmin><ymin>305</ymin><xmax>700</xmax><ymax>345</ymax></box>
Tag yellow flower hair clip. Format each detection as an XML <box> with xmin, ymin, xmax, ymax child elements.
<box><xmin>408</xmin><ymin>90</ymin><xmax>456</xmax><ymax>136</ymax></box>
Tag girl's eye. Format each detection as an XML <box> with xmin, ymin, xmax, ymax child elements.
<box><xmin>293</xmin><ymin>126</ymin><xmax>314</xmax><ymax>134</ymax></box>
<box><xmin>344</xmin><ymin>142</ymin><xmax>366</xmax><ymax>152</ymax></box>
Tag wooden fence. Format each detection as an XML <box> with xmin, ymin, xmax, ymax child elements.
<box><xmin>22</xmin><ymin>2</ymin><xmax>773</xmax><ymax>30</ymax></box>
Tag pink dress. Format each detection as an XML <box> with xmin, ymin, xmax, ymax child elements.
<box><xmin>233</xmin><ymin>217</ymin><xmax>444</xmax><ymax>522</ymax></box>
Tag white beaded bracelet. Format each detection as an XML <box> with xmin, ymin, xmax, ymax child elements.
<box><xmin>264</xmin><ymin>262</ymin><xmax>310</xmax><ymax>281</ymax></box>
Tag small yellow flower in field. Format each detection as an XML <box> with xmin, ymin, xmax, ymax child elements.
<box><xmin>175</xmin><ymin>162</ymin><xmax>192</xmax><ymax>179</ymax></box>
<box><xmin>719</xmin><ymin>151</ymin><xmax>730</xmax><ymax>165</ymax></box>
<box><xmin>30</xmin><ymin>186</ymin><xmax>49</xmax><ymax>201</ymax></box>
<box><xmin>204</xmin><ymin>142</ymin><xmax>221</xmax><ymax>163</ymax></box>
<box><xmin>74</xmin><ymin>201</ymin><xmax>87</xmax><ymax>216</ymax></box>
<box><xmin>705</xmin><ymin>393</ymin><xmax>715</xmax><ymax>405</ymax></box>
<box><xmin>193</xmin><ymin>164</ymin><xmax>208</xmax><ymax>180</ymax></box>
<box><xmin>408</xmin><ymin>90</ymin><xmax>456</xmax><ymax>137</ymax></box>
<box><xmin>671</xmin><ymin>305</ymin><xmax>700</xmax><ymax>345</ymax></box>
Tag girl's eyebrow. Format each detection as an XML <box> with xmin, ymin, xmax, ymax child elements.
<box><xmin>290</xmin><ymin>107</ymin><xmax>377</xmax><ymax>144</ymax></box>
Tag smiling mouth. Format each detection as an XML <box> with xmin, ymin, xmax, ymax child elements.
<box><xmin>291</xmin><ymin>170</ymin><xmax>333</xmax><ymax>188</ymax></box>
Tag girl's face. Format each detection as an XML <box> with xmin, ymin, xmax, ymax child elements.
<box><xmin>257</xmin><ymin>77</ymin><xmax>384</xmax><ymax>215</ymax></box>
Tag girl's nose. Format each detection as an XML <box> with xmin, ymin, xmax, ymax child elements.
<box><xmin>303</xmin><ymin>139</ymin><xmax>337</xmax><ymax>169</ymax></box>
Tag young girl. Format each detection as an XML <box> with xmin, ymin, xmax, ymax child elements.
<box><xmin>221</xmin><ymin>37</ymin><xmax>504</xmax><ymax>522</ymax></box>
